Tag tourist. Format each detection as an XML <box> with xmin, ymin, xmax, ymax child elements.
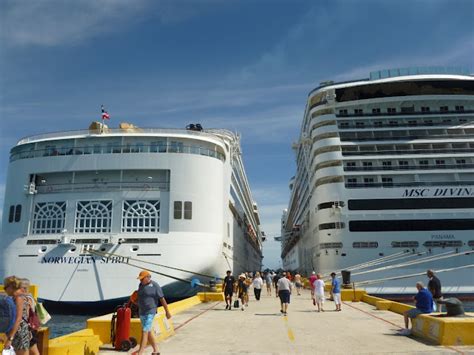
<box><xmin>294</xmin><ymin>273</ymin><xmax>302</xmax><ymax>296</ymax></box>
<box><xmin>273</xmin><ymin>273</ymin><xmax>281</xmax><ymax>298</ymax></box>
<box><xmin>309</xmin><ymin>271</ymin><xmax>318</xmax><ymax>299</ymax></box>
<box><xmin>20</xmin><ymin>278</ymin><xmax>40</xmax><ymax>355</ymax></box>
<box><xmin>136</xmin><ymin>270</ymin><xmax>171</xmax><ymax>355</ymax></box>
<box><xmin>237</xmin><ymin>274</ymin><xmax>248</xmax><ymax>310</ymax></box>
<box><xmin>265</xmin><ymin>272</ymin><xmax>273</xmax><ymax>296</ymax></box>
<box><xmin>252</xmin><ymin>272</ymin><xmax>264</xmax><ymax>301</ymax></box>
<box><xmin>427</xmin><ymin>269</ymin><xmax>443</xmax><ymax>312</ymax></box>
<box><xmin>277</xmin><ymin>272</ymin><xmax>292</xmax><ymax>316</ymax></box>
<box><xmin>330</xmin><ymin>272</ymin><xmax>342</xmax><ymax>311</ymax></box>
<box><xmin>3</xmin><ymin>276</ymin><xmax>31</xmax><ymax>355</ymax></box>
<box><xmin>222</xmin><ymin>270</ymin><xmax>235</xmax><ymax>310</ymax></box>
<box><xmin>313</xmin><ymin>274</ymin><xmax>325</xmax><ymax>312</ymax></box>
<box><xmin>399</xmin><ymin>282</ymin><xmax>433</xmax><ymax>335</ymax></box>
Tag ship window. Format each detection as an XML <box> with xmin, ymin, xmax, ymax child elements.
<box><xmin>408</xmin><ymin>120</ymin><xmax>417</xmax><ymax>126</ymax></box>
<box><xmin>362</xmin><ymin>162</ymin><xmax>372</xmax><ymax>169</ymax></box>
<box><xmin>372</xmin><ymin>108</ymin><xmax>381</xmax><ymax>114</ymax></box>
<box><xmin>75</xmin><ymin>200</ymin><xmax>112</xmax><ymax>233</ymax></box>
<box><xmin>440</xmin><ymin>106</ymin><xmax>449</xmax><ymax>112</ymax></box>
<box><xmin>387</xmin><ymin>108</ymin><xmax>396</xmax><ymax>114</ymax></box>
<box><xmin>14</xmin><ymin>204</ymin><xmax>22</xmax><ymax>222</ymax></box>
<box><xmin>174</xmin><ymin>201</ymin><xmax>182</xmax><ymax>219</ymax></box>
<box><xmin>468</xmin><ymin>240</ymin><xmax>474</xmax><ymax>247</ymax></box>
<box><xmin>455</xmin><ymin>105</ymin><xmax>464</xmax><ymax>112</ymax></box>
<box><xmin>355</xmin><ymin>121</ymin><xmax>365</xmax><ymax>127</ymax></box>
<box><xmin>391</xmin><ymin>241</ymin><xmax>419</xmax><ymax>248</ymax></box>
<box><xmin>339</xmin><ymin>109</ymin><xmax>348</xmax><ymax>116</ymax></box>
<box><xmin>374</xmin><ymin>121</ymin><xmax>383</xmax><ymax>127</ymax></box>
<box><xmin>122</xmin><ymin>200</ymin><xmax>160</xmax><ymax>233</ymax></box>
<box><xmin>318</xmin><ymin>222</ymin><xmax>345</xmax><ymax>230</ymax></box>
<box><xmin>32</xmin><ymin>202</ymin><xmax>66</xmax><ymax>234</ymax></box>
<box><xmin>318</xmin><ymin>201</ymin><xmax>345</xmax><ymax>210</ymax></box>
<box><xmin>421</xmin><ymin>106</ymin><xmax>430</xmax><ymax>112</ymax></box>
<box><xmin>423</xmin><ymin>240</ymin><xmax>463</xmax><ymax>248</ymax></box>
<box><xmin>184</xmin><ymin>201</ymin><xmax>192</xmax><ymax>220</ymax></box>
<box><xmin>381</xmin><ymin>177</ymin><xmax>393</xmax><ymax>186</ymax></box>
<box><xmin>456</xmin><ymin>159</ymin><xmax>466</xmax><ymax>165</ymax></box>
<box><xmin>382</xmin><ymin>161</ymin><xmax>392</xmax><ymax>168</ymax></box>
<box><xmin>8</xmin><ymin>205</ymin><xmax>15</xmax><ymax>223</ymax></box>
<box><xmin>350</xmin><ymin>219</ymin><xmax>474</xmax><ymax>232</ymax></box>
<box><xmin>354</xmin><ymin>109</ymin><xmax>363</xmax><ymax>116</ymax></box>
<box><xmin>353</xmin><ymin>242</ymin><xmax>378</xmax><ymax>248</ymax></box>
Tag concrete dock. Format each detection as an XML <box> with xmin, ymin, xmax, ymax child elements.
<box><xmin>100</xmin><ymin>289</ymin><xmax>474</xmax><ymax>354</ymax></box>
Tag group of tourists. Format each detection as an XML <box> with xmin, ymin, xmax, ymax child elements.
<box><xmin>222</xmin><ymin>269</ymin><xmax>343</xmax><ymax>315</ymax></box>
<box><xmin>1</xmin><ymin>276</ymin><xmax>44</xmax><ymax>355</ymax></box>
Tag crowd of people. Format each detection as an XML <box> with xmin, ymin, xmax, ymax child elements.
<box><xmin>221</xmin><ymin>269</ymin><xmax>344</xmax><ymax>315</ymax></box>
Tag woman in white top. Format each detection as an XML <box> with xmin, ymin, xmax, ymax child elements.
<box><xmin>252</xmin><ymin>272</ymin><xmax>264</xmax><ymax>301</ymax></box>
<box><xmin>313</xmin><ymin>274</ymin><xmax>325</xmax><ymax>312</ymax></box>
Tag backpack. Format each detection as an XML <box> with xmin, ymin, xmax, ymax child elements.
<box><xmin>0</xmin><ymin>294</ymin><xmax>16</xmax><ymax>333</ymax></box>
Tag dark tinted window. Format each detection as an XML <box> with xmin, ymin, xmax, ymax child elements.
<box><xmin>14</xmin><ymin>205</ymin><xmax>22</xmax><ymax>222</ymax></box>
<box><xmin>8</xmin><ymin>205</ymin><xmax>15</xmax><ymax>223</ymax></box>
<box><xmin>350</xmin><ymin>219</ymin><xmax>474</xmax><ymax>232</ymax></box>
<box><xmin>348</xmin><ymin>198</ymin><xmax>474</xmax><ymax>210</ymax></box>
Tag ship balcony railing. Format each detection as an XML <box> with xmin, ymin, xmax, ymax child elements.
<box><xmin>344</xmin><ymin>163</ymin><xmax>474</xmax><ymax>172</ymax></box>
<box><xmin>36</xmin><ymin>181</ymin><xmax>170</xmax><ymax>194</ymax></box>
<box><xmin>339</xmin><ymin>134</ymin><xmax>474</xmax><ymax>142</ymax></box>
<box><xmin>345</xmin><ymin>180</ymin><xmax>474</xmax><ymax>188</ymax></box>
<box><xmin>341</xmin><ymin>147</ymin><xmax>474</xmax><ymax>156</ymax></box>
<box><xmin>336</xmin><ymin>109</ymin><xmax>474</xmax><ymax>119</ymax></box>
<box><xmin>10</xmin><ymin>143</ymin><xmax>225</xmax><ymax>163</ymax></box>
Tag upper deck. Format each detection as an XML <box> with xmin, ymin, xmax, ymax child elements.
<box><xmin>10</xmin><ymin>127</ymin><xmax>235</xmax><ymax>163</ymax></box>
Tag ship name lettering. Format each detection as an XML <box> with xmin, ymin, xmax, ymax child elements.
<box><xmin>433</xmin><ymin>188</ymin><xmax>474</xmax><ymax>197</ymax></box>
<box><xmin>403</xmin><ymin>188</ymin><xmax>429</xmax><ymax>197</ymax></box>
<box><xmin>40</xmin><ymin>256</ymin><xmax>127</xmax><ymax>264</ymax></box>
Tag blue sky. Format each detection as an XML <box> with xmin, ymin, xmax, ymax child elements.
<box><xmin>0</xmin><ymin>0</ymin><xmax>473</xmax><ymax>269</ymax></box>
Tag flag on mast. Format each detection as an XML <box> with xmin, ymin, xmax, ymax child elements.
<box><xmin>101</xmin><ymin>105</ymin><xmax>110</xmax><ymax>120</ymax></box>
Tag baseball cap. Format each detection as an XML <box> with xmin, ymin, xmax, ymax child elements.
<box><xmin>137</xmin><ymin>270</ymin><xmax>151</xmax><ymax>280</ymax></box>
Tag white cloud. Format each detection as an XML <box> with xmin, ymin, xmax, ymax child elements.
<box><xmin>0</xmin><ymin>0</ymin><xmax>203</xmax><ymax>47</ymax></box>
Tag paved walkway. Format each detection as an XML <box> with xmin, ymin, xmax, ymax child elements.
<box><xmin>101</xmin><ymin>289</ymin><xmax>474</xmax><ymax>354</ymax></box>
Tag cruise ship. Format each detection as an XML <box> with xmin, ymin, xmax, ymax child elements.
<box><xmin>281</xmin><ymin>67</ymin><xmax>474</xmax><ymax>298</ymax></box>
<box><xmin>0</xmin><ymin>123</ymin><xmax>263</xmax><ymax>308</ymax></box>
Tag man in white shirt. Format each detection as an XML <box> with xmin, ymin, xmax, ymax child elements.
<box><xmin>313</xmin><ymin>274</ymin><xmax>325</xmax><ymax>312</ymax></box>
<box><xmin>276</xmin><ymin>272</ymin><xmax>292</xmax><ymax>316</ymax></box>
<box><xmin>252</xmin><ymin>272</ymin><xmax>264</xmax><ymax>301</ymax></box>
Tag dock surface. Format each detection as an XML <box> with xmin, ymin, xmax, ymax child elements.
<box><xmin>101</xmin><ymin>289</ymin><xmax>474</xmax><ymax>354</ymax></box>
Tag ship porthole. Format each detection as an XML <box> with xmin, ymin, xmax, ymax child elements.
<box><xmin>69</xmin><ymin>246</ymin><xmax>77</xmax><ymax>253</ymax></box>
<box><xmin>39</xmin><ymin>246</ymin><xmax>47</xmax><ymax>253</ymax></box>
<box><xmin>131</xmin><ymin>245</ymin><xmax>139</xmax><ymax>252</ymax></box>
<box><xmin>100</xmin><ymin>247</ymin><xmax>107</xmax><ymax>252</ymax></box>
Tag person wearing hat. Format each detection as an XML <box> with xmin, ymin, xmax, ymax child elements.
<box><xmin>237</xmin><ymin>274</ymin><xmax>248</xmax><ymax>310</ymax></box>
<box><xmin>135</xmin><ymin>270</ymin><xmax>171</xmax><ymax>355</ymax></box>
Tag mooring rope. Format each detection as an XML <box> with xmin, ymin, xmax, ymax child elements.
<box><xmin>351</xmin><ymin>250</ymin><xmax>465</xmax><ymax>277</ymax></box>
<box><xmin>87</xmin><ymin>249</ymin><xmax>211</xmax><ymax>288</ymax></box>
<box><xmin>88</xmin><ymin>249</ymin><xmax>223</xmax><ymax>281</ymax></box>
<box><xmin>355</xmin><ymin>264</ymin><xmax>474</xmax><ymax>286</ymax></box>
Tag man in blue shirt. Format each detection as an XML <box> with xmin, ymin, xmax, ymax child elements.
<box><xmin>330</xmin><ymin>272</ymin><xmax>342</xmax><ymax>311</ymax></box>
<box><xmin>400</xmin><ymin>281</ymin><xmax>433</xmax><ymax>335</ymax></box>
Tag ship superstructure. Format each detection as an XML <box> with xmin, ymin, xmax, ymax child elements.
<box><xmin>0</xmin><ymin>125</ymin><xmax>263</xmax><ymax>306</ymax></box>
<box><xmin>282</xmin><ymin>67</ymin><xmax>474</xmax><ymax>296</ymax></box>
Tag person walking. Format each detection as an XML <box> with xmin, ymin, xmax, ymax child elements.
<box><xmin>3</xmin><ymin>276</ymin><xmax>31</xmax><ymax>355</ymax></box>
<box><xmin>309</xmin><ymin>271</ymin><xmax>318</xmax><ymax>300</ymax></box>
<box><xmin>136</xmin><ymin>270</ymin><xmax>171</xmax><ymax>355</ymax></box>
<box><xmin>294</xmin><ymin>273</ymin><xmax>302</xmax><ymax>296</ymax></box>
<box><xmin>252</xmin><ymin>272</ymin><xmax>264</xmax><ymax>301</ymax></box>
<box><xmin>273</xmin><ymin>273</ymin><xmax>281</xmax><ymax>298</ymax></box>
<box><xmin>222</xmin><ymin>270</ymin><xmax>235</xmax><ymax>310</ymax></box>
<box><xmin>237</xmin><ymin>274</ymin><xmax>248</xmax><ymax>311</ymax></box>
<box><xmin>277</xmin><ymin>272</ymin><xmax>292</xmax><ymax>316</ymax></box>
<box><xmin>399</xmin><ymin>282</ymin><xmax>433</xmax><ymax>335</ymax></box>
<box><xmin>265</xmin><ymin>272</ymin><xmax>273</xmax><ymax>296</ymax></box>
<box><xmin>427</xmin><ymin>269</ymin><xmax>443</xmax><ymax>312</ymax></box>
<box><xmin>313</xmin><ymin>274</ymin><xmax>325</xmax><ymax>312</ymax></box>
<box><xmin>20</xmin><ymin>278</ymin><xmax>40</xmax><ymax>355</ymax></box>
<box><xmin>330</xmin><ymin>272</ymin><xmax>342</xmax><ymax>311</ymax></box>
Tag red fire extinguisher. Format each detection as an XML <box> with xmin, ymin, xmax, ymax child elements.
<box><xmin>111</xmin><ymin>306</ymin><xmax>137</xmax><ymax>351</ymax></box>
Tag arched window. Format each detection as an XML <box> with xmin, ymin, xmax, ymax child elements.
<box><xmin>122</xmin><ymin>200</ymin><xmax>160</xmax><ymax>233</ymax></box>
<box><xmin>32</xmin><ymin>202</ymin><xmax>66</xmax><ymax>234</ymax></box>
<box><xmin>75</xmin><ymin>200</ymin><xmax>112</xmax><ymax>233</ymax></box>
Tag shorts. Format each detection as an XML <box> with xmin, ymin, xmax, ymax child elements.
<box><xmin>295</xmin><ymin>282</ymin><xmax>302</xmax><ymax>288</ymax></box>
<box><xmin>224</xmin><ymin>289</ymin><xmax>233</xmax><ymax>297</ymax></box>
<box><xmin>333</xmin><ymin>293</ymin><xmax>341</xmax><ymax>305</ymax></box>
<box><xmin>279</xmin><ymin>290</ymin><xmax>291</xmax><ymax>304</ymax></box>
<box><xmin>139</xmin><ymin>313</ymin><xmax>155</xmax><ymax>332</ymax></box>
<box><xmin>314</xmin><ymin>293</ymin><xmax>325</xmax><ymax>303</ymax></box>
<box><xmin>30</xmin><ymin>330</ymin><xmax>38</xmax><ymax>347</ymax></box>
<box><xmin>407</xmin><ymin>308</ymin><xmax>423</xmax><ymax>318</ymax></box>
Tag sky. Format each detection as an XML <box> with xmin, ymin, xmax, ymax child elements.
<box><xmin>0</xmin><ymin>0</ymin><xmax>473</xmax><ymax>269</ymax></box>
